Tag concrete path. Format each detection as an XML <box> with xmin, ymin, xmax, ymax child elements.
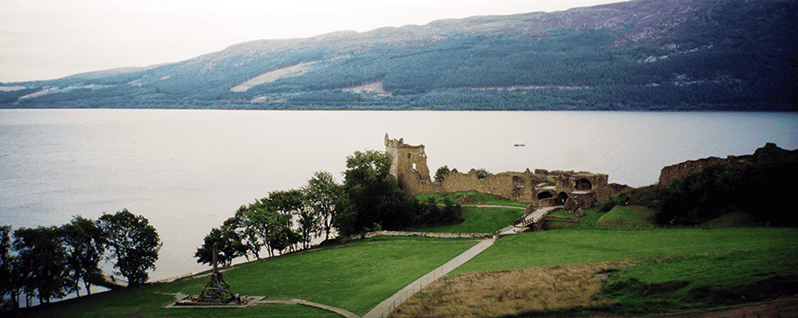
<box><xmin>462</xmin><ymin>204</ymin><xmax>526</xmax><ymax>209</ymax></box>
<box><xmin>363</xmin><ymin>237</ymin><xmax>496</xmax><ymax>318</ymax></box>
<box><xmin>498</xmin><ymin>206</ymin><xmax>563</xmax><ymax>236</ymax></box>
<box><xmin>258</xmin><ymin>299</ymin><xmax>360</xmax><ymax>318</ymax></box>
<box><xmin>526</xmin><ymin>206</ymin><xmax>562</xmax><ymax>223</ymax></box>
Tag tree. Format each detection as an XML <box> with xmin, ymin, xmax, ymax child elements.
<box><xmin>336</xmin><ymin>150</ymin><xmax>419</xmax><ymax>236</ymax></box>
<box><xmin>13</xmin><ymin>226</ymin><xmax>72</xmax><ymax>305</ymax></box>
<box><xmin>0</xmin><ymin>225</ymin><xmax>20</xmax><ymax>310</ymax></box>
<box><xmin>243</xmin><ymin>198</ymin><xmax>288</xmax><ymax>258</ymax></box>
<box><xmin>98</xmin><ymin>209</ymin><xmax>161</xmax><ymax>287</ymax></box>
<box><xmin>194</xmin><ymin>224</ymin><xmax>247</xmax><ymax>267</ymax></box>
<box><xmin>266</xmin><ymin>190</ymin><xmax>305</xmax><ymax>252</ymax></box>
<box><xmin>296</xmin><ymin>188</ymin><xmax>318</xmax><ymax>250</ymax></box>
<box><xmin>233</xmin><ymin>206</ymin><xmax>264</xmax><ymax>260</ymax></box>
<box><xmin>434</xmin><ymin>165</ymin><xmax>450</xmax><ymax>183</ymax></box>
<box><xmin>61</xmin><ymin>216</ymin><xmax>105</xmax><ymax>296</ymax></box>
<box><xmin>305</xmin><ymin>171</ymin><xmax>342</xmax><ymax>241</ymax></box>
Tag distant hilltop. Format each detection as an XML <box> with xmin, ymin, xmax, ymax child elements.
<box><xmin>2</xmin><ymin>0</ymin><xmax>796</xmax><ymax>110</ymax></box>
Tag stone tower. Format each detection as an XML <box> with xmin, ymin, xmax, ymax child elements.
<box><xmin>384</xmin><ymin>134</ymin><xmax>432</xmax><ymax>194</ymax></box>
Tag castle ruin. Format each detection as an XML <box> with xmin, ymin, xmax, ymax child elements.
<box><xmin>385</xmin><ymin>134</ymin><xmax>627</xmax><ymax>212</ymax></box>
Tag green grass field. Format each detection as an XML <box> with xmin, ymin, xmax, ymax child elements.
<box><xmin>596</xmin><ymin>205</ymin><xmax>657</xmax><ymax>230</ymax></box>
<box><xmin>415</xmin><ymin>191</ymin><xmax>528</xmax><ymax>208</ymax></box>
<box><xmin>451</xmin><ymin>227</ymin><xmax>797</xmax><ymax>275</ymax></box>
<box><xmin>543</xmin><ymin>208</ymin><xmax>602</xmax><ymax>230</ymax></box>
<box><xmin>19</xmin><ymin>236</ymin><xmax>480</xmax><ymax>317</ymax></box>
<box><xmin>701</xmin><ymin>211</ymin><xmax>759</xmax><ymax>228</ymax></box>
<box><xmin>598</xmin><ymin>245</ymin><xmax>798</xmax><ymax>315</ymax></box>
<box><xmin>407</xmin><ymin>206</ymin><xmax>524</xmax><ymax>233</ymax></box>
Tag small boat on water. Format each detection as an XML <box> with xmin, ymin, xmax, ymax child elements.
<box><xmin>514</xmin><ymin>144</ymin><xmax>525</xmax><ymax>147</ymax></box>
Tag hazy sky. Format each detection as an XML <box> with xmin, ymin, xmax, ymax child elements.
<box><xmin>1</xmin><ymin>0</ymin><xmax>628</xmax><ymax>83</ymax></box>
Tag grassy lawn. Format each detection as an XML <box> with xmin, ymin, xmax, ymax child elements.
<box><xmin>598</xmin><ymin>245</ymin><xmax>798</xmax><ymax>315</ymax></box>
<box><xmin>19</xmin><ymin>236</ymin><xmax>480</xmax><ymax>317</ymax></box>
<box><xmin>416</xmin><ymin>191</ymin><xmax>528</xmax><ymax>208</ymax></box>
<box><xmin>451</xmin><ymin>227</ymin><xmax>798</xmax><ymax>275</ymax></box>
<box><xmin>407</xmin><ymin>206</ymin><xmax>525</xmax><ymax>233</ymax></box>
<box><xmin>596</xmin><ymin>205</ymin><xmax>657</xmax><ymax>229</ymax></box>
<box><xmin>543</xmin><ymin>208</ymin><xmax>603</xmax><ymax>230</ymax></box>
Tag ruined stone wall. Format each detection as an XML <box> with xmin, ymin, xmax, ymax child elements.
<box><xmin>658</xmin><ymin>156</ymin><xmax>734</xmax><ymax>186</ymax></box>
<box><xmin>439</xmin><ymin>169</ymin><xmax>528</xmax><ymax>201</ymax></box>
<box><xmin>658</xmin><ymin>143</ymin><xmax>796</xmax><ymax>186</ymax></box>
<box><xmin>385</xmin><ymin>134</ymin><xmax>625</xmax><ymax>208</ymax></box>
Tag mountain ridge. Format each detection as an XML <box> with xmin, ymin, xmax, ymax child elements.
<box><xmin>2</xmin><ymin>0</ymin><xmax>795</xmax><ymax>110</ymax></box>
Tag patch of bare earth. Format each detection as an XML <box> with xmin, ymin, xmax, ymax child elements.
<box><xmin>392</xmin><ymin>259</ymin><xmax>637</xmax><ymax>318</ymax></box>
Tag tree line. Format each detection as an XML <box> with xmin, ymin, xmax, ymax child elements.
<box><xmin>0</xmin><ymin>209</ymin><xmax>161</xmax><ymax>310</ymax></box>
<box><xmin>195</xmin><ymin>150</ymin><xmax>463</xmax><ymax>267</ymax></box>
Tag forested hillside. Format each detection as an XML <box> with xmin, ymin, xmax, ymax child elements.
<box><xmin>1</xmin><ymin>0</ymin><xmax>795</xmax><ymax>110</ymax></box>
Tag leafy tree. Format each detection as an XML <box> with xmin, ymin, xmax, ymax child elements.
<box><xmin>194</xmin><ymin>222</ymin><xmax>247</xmax><ymax>267</ymax></box>
<box><xmin>266</xmin><ymin>190</ymin><xmax>305</xmax><ymax>252</ymax></box>
<box><xmin>233</xmin><ymin>206</ymin><xmax>263</xmax><ymax>260</ymax></box>
<box><xmin>305</xmin><ymin>171</ymin><xmax>342</xmax><ymax>241</ymax></box>
<box><xmin>61</xmin><ymin>216</ymin><xmax>105</xmax><ymax>296</ymax></box>
<box><xmin>13</xmin><ymin>226</ymin><xmax>72</xmax><ymax>305</ymax></box>
<box><xmin>0</xmin><ymin>225</ymin><xmax>20</xmax><ymax>310</ymax></box>
<box><xmin>336</xmin><ymin>150</ymin><xmax>419</xmax><ymax>236</ymax></box>
<box><xmin>243</xmin><ymin>198</ymin><xmax>290</xmax><ymax>257</ymax></box>
<box><xmin>434</xmin><ymin>165</ymin><xmax>450</xmax><ymax>183</ymax></box>
<box><xmin>98</xmin><ymin>209</ymin><xmax>161</xmax><ymax>287</ymax></box>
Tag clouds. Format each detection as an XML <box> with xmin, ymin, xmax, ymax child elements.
<box><xmin>0</xmin><ymin>0</ymin><xmax>627</xmax><ymax>82</ymax></box>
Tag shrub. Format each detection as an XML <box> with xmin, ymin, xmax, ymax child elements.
<box><xmin>434</xmin><ymin>165</ymin><xmax>450</xmax><ymax>183</ymax></box>
<box><xmin>476</xmin><ymin>168</ymin><xmax>488</xmax><ymax>180</ymax></box>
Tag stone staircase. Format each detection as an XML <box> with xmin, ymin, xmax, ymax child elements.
<box><xmin>500</xmin><ymin>206</ymin><xmax>565</xmax><ymax>236</ymax></box>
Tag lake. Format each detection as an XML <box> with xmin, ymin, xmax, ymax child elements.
<box><xmin>1</xmin><ymin>109</ymin><xmax>796</xmax><ymax>283</ymax></box>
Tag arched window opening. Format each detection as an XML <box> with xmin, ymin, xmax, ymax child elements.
<box><xmin>556</xmin><ymin>192</ymin><xmax>569</xmax><ymax>205</ymax></box>
<box><xmin>537</xmin><ymin>192</ymin><xmax>553</xmax><ymax>200</ymax></box>
<box><xmin>575</xmin><ymin>179</ymin><xmax>592</xmax><ymax>191</ymax></box>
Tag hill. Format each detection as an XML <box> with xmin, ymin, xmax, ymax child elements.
<box><xmin>1</xmin><ymin>0</ymin><xmax>796</xmax><ymax>110</ymax></box>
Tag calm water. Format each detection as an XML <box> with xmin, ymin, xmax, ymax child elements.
<box><xmin>1</xmin><ymin>109</ymin><xmax>796</xmax><ymax>281</ymax></box>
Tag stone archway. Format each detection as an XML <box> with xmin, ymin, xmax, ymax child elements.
<box><xmin>575</xmin><ymin>178</ymin><xmax>592</xmax><ymax>191</ymax></box>
<box><xmin>556</xmin><ymin>192</ymin><xmax>568</xmax><ymax>205</ymax></box>
<box><xmin>537</xmin><ymin>192</ymin><xmax>554</xmax><ymax>200</ymax></box>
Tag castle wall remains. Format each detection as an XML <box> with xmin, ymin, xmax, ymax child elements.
<box><xmin>385</xmin><ymin>134</ymin><xmax>626</xmax><ymax>210</ymax></box>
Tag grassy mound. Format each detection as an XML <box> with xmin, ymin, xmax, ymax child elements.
<box><xmin>543</xmin><ymin>208</ymin><xmax>603</xmax><ymax>230</ymax></box>
<box><xmin>701</xmin><ymin>211</ymin><xmax>758</xmax><ymax>228</ymax></box>
<box><xmin>407</xmin><ymin>206</ymin><xmax>524</xmax><ymax>233</ymax></box>
<box><xmin>416</xmin><ymin>191</ymin><xmax>528</xmax><ymax>208</ymax></box>
<box><xmin>600</xmin><ymin>246</ymin><xmax>798</xmax><ymax>315</ymax></box>
<box><xmin>597</xmin><ymin>205</ymin><xmax>657</xmax><ymax>230</ymax></box>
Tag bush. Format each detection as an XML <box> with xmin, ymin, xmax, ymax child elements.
<box><xmin>476</xmin><ymin>168</ymin><xmax>488</xmax><ymax>180</ymax></box>
<box><xmin>434</xmin><ymin>165</ymin><xmax>450</xmax><ymax>183</ymax></box>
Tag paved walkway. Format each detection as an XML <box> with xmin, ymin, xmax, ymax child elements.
<box><xmin>462</xmin><ymin>204</ymin><xmax>526</xmax><ymax>209</ymax></box>
<box><xmin>258</xmin><ymin>299</ymin><xmax>360</xmax><ymax>318</ymax></box>
<box><xmin>526</xmin><ymin>206</ymin><xmax>562</xmax><ymax>223</ymax></box>
<box><xmin>363</xmin><ymin>237</ymin><xmax>496</xmax><ymax>318</ymax></box>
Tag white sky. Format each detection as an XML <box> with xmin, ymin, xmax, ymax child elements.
<box><xmin>0</xmin><ymin>0</ymin><xmax>627</xmax><ymax>83</ymax></box>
